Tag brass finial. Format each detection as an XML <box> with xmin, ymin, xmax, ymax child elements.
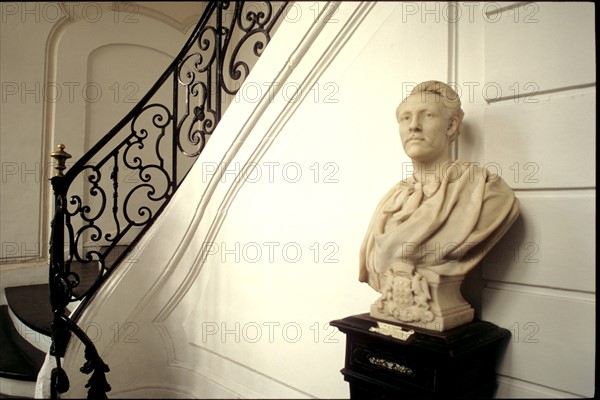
<box><xmin>50</xmin><ymin>144</ymin><xmax>72</xmax><ymax>177</ymax></box>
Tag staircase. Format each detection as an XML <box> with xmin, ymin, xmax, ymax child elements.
<box><xmin>1</xmin><ymin>2</ymin><xmax>289</xmax><ymax>398</ymax></box>
<box><xmin>0</xmin><ymin>286</ymin><xmax>49</xmax><ymax>398</ymax></box>
<box><xmin>0</xmin><ymin>257</ymin><xmax>105</xmax><ymax>398</ymax></box>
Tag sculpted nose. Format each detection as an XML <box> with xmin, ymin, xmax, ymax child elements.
<box><xmin>409</xmin><ymin>115</ymin><xmax>421</xmax><ymax>132</ymax></box>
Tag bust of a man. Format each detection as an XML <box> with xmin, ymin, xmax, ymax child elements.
<box><xmin>359</xmin><ymin>81</ymin><xmax>519</xmax><ymax>331</ymax></box>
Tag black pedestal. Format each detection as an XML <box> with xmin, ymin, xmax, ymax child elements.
<box><xmin>330</xmin><ymin>314</ymin><xmax>510</xmax><ymax>399</ymax></box>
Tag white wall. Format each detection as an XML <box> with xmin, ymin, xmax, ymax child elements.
<box><xmin>479</xmin><ymin>3</ymin><xmax>595</xmax><ymax>398</ymax></box>
<box><xmin>2</xmin><ymin>1</ymin><xmax>594</xmax><ymax>399</ymax></box>
<box><xmin>1</xmin><ymin>2</ymin><xmax>56</xmax><ymax>266</ymax></box>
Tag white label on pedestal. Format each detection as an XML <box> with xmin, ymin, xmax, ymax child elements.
<box><xmin>369</xmin><ymin>321</ymin><xmax>415</xmax><ymax>341</ymax></box>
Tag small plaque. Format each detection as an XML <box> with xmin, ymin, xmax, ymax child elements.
<box><xmin>369</xmin><ymin>321</ymin><xmax>414</xmax><ymax>341</ymax></box>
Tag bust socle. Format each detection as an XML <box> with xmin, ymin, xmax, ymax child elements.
<box><xmin>359</xmin><ymin>81</ymin><xmax>519</xmax><ymax>331</ymax></box>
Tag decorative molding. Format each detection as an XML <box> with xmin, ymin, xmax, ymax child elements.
<box><xmin>496</xmin><ymin>375</ymin><xmax>586</xmax><ymax>398</ymax></box>
<box><xmin>483</xmin><ymin>282</ymin><xmax>595</xmax><ymax>302</ymax></box>
<box><xmin>58</xmin><ymin>2</ymin><xmax>204</xmax><ymax>33</ymax></box>
<box><xmin>148</xmin><ymin>2</ymin><xmax>378</xmax><ymax>396</ymax></box>
<box><xmin>112</xmin><ymin>2</ymin><xmax>204</xmax><ymax>33</ymax></box>
<box><xmin>40</xmin><ymin>15</ymin><xmax>72</xmax><ymax>263</ymax></box>
<box><xmin>447</xmin><ymin>1</ymin><xmax>459</xmax><ymax>160</ymax></box>
<box><xmin>151</xmin><ymin>1</ymin><xmax>378</xmax><ymax>341</ymax></box>
<box><xmin>153</xmin><ymin>1</ymin><xmax>347</xmax><ymax>327</ymax></box>
<box><xmin>186</xmin><ymin>342</ymin><xmax>312</xmax><ymax>398</ymax></box>
<box><xmin>110</xmin><ymin>384</ymin><xmax>198</xmax><ymax>398</ymax></box>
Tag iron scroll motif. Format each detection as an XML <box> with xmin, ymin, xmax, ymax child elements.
<box><xmin>48</xmin><ymin>2</ymin><xmax>288</xmax><ymax>398</ymax></box>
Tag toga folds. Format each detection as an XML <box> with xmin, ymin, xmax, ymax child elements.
<box><xmin>359</xmin><ymin>160</ymin><xmax>520</xmax><ymax>291</ymax></box>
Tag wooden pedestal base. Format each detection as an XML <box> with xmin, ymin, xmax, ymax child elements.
<box><xmin>330</xmin><ymin>314</ymin><xmax>510</xmax><ymax>399</ymax></box>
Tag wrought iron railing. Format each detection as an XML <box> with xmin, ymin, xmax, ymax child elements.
<box><xmin>47</xmin><ymin>2</ymin><xmax>289</xmax><ymax>398</ymax></box>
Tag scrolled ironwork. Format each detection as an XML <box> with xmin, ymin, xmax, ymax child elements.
<box><xmin>47</xmin><ymin>2</ymin><xmax>288</xmax><ymax>398</ymax></box>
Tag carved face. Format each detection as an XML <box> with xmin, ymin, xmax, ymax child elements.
<box><xmin>397</xmin><ymin>92</ymin><xmax>456</xmax><ymax>165</ymax></box>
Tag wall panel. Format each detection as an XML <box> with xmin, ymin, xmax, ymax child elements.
<box><xmin>479</xmin><ymin>2</ymin><xmax>596</xmax><ymax>398</ymax></box>
<box><xmin>483</xmin><ymin>90</ymin><xmax>595</xmax><ymax>189</ymax></box>
<box><xmin>484</xmin><ymin>2</ymin><xmax>595</xmax><ymax>98</ymax></box>
<box><xmin>483</xmin><ymin>286</ymin><xmax>595</xmax><ymax>397</ymax></box>
<box><xmin>482</xmin><ymin>190</ymin><xmax>595</xmax><ymax>292</ymax></box>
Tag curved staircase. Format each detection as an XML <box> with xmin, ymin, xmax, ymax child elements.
<box><xmin>1</xmin><ymin>2</ymin><xmax>289</xmax><ymax>398</ymax></box>
<box><xmin>0</xmin><ymin>260</ymin><xmax>98</xmax><ymax>398</ymax></box>
<box><xmin>1</xmin><ymin>284</ymin><xmax>50</xmax><ymax>398</ymax></box>
<box><xmin>0</xmin><ymin>246</ymin><xmax>125</xmax><ymax>397</ymax></box>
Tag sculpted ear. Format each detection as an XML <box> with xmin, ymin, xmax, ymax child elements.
<box><xmin>447</xmin><ymin>117</ymin><xmax>459</xmax><ymax>140</ymax></box>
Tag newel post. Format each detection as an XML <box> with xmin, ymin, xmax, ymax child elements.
<box><xmin>48</xmin><ymin>144</ymin><xmax>72</xmax><ymax>398</ymax></box>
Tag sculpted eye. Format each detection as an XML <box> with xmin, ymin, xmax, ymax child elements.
<box><xmin>425</xmin><ymin>112</ymin><xmax>433</xmax><ymax>118</ymax></box>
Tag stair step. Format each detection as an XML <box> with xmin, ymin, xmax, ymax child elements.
<box><xmin>5</xmin><ymin>285</ymin><xmax>52</xmax><ymax>337</ymax></box>
<box><xmin>0</xmin><ymin>305</ymin><xmax>45</xmax><ymax>381</ymax></box>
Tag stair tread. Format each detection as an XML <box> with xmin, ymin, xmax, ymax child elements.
<box><xmin>5</xmin><ymin>259</ymin><xmax>104</xmax><ymax>338</ymax></box>
<box><xmin>0</xmin><ymin>305</ymin><xmax>45</xmax><ymax>381</ymax></box>
<box><xmin>4</xmin><ymin>285</ymin><xmax>52</xmax><ymax>337</ymax></box>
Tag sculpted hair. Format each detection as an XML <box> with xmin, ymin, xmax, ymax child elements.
<box><xmin>397</xmin><ymin>80</ymin><xmax>465</xmax><ymax>139</ymax></box>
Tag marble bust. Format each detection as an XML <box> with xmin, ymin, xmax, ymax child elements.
<box><xmin>359</xmin><ymin>81</ymin><xmax>519</xmax><ymax>331</ymax></box>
